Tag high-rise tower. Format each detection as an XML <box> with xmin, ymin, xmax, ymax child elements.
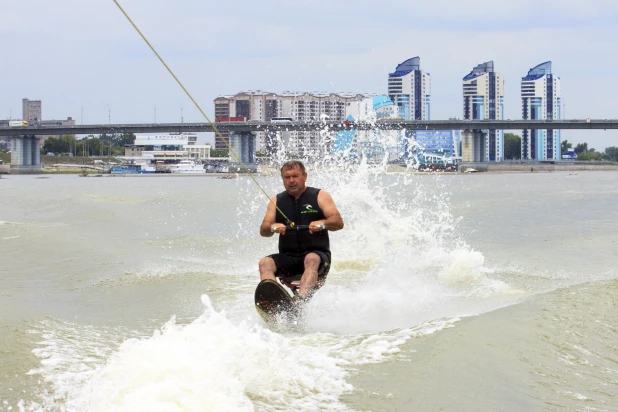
<box><xmin>388</xmin><ymin>57</ymin><xmax>431</xmax><ymax>121</ymax></box>
<box><xmin>521</xmin><ymin>61</ymin><xmax>562</xmax><ymax>160</ymax></box>
<box><xmin>462</xmin><ymin>61</ymin><xmax>505</xmax><ymax>162</ymax></box>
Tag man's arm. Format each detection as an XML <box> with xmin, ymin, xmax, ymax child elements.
<box><xmin>260</xmin><ymin>196</ymin><xmax>285</xmax><ymax>237</ymax></box>
<box><xmin>311</xmin><ymin>190</ymin><xmax>344</xmax><ymax>233</ymax></box>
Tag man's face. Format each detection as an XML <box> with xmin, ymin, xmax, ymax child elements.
<box><xmin>281</xmin><ymin>166</ymin><xmax>307</xmax><ymax>197</ymax></box>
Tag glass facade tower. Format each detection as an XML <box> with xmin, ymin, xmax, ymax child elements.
<box><xmin>462</xmin><ymin>61</ymin><xmax>505</xmax><ymax>162</ymax></box>
<box><xmin>521</xmin><ymin>61</ymin><xmax>562</xmax><ymax>160</ymax></box>
<box><xmin>387</xmin><ymin>57</ymin><xmax>431</xmax><ymax>121</ymax></box>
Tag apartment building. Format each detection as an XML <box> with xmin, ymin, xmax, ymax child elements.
<box><xmin>462</xmin><ymin>61</ymin><xmax>505</xmax><ymax>161</ymax></box>
<box><xmin>387</xmin><ymin>57</ymin><xmax>431</xmax><ymax>121</ymax></box>
<box><xmin>521</xmin><ymin>61</ymin><xmax>562</xmax><ymax>160</ymax></box>
<box><xmin>214</xmin><ymin>91</ymin><xmax>366</xmax><ymax>156</ymax></box>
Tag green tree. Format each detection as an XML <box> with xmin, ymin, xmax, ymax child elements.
<box><xmin>98</xmin><ymin>133</ymin><xmax>116</xmax><ymax>156</ymax></box>
<box><xmin>561</xmin><ymin>140</ymin><xmax>572</xmax><ymax>154</ymax></box>
<box><xmin>94</xmin><ymin>133</ymin><xmax>134</xmax><ymax>157</ymax></box>
<box><xmin>42</xmin><ymin>137</ymin><xmax>61</xmax><ymax>154</ymax></box>
<box><xmin>574</xmin><ymin>143</ymin><xmax>588</xmax><ymax>154</ymax></box>
<box><xmin>503</xmin><ymin>133</ymin><xmax>521</xmax><ymax>160</ymax></box>
<box><xmin>76</xmin><ymin>136</ymin><xmax>101</xmax><ymax>157</ymax></box>
<box><xmin>75</xmin><ymin>140</ymin><xmax>86</xmax><ymax>157</ymax></box>
<box><xmin>60</xmin><ymin>135</ymin><xmax>77</xmax><ymax>155</ymax></box>
<box><xmin>578</xmin><ymin>151</ymin><xmax>603</xmax><ymax>161</ymax></box>
<box><xmin>114</xmin><ymin>133</ymin><xmax>136</xmax><ymax>147</ymax></box>
<box><xmin>88</xmin><ymin>137</ymin><xmax>103</xmax><ymax>156</ymax></box>
<box><xmin>604</xmin><ymin>146</ymin><xmax>618</xmax><ymax>162</ymax></box>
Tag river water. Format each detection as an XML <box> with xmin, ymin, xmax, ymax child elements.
<box><xmin>1</xmin><ymin>167</ymin><xmax>617</xmax><ymax>411</ymax></box>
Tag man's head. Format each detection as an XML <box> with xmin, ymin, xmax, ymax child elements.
<box><xmin>280</xmin><ymin>160</ymin><xmax>307</xmax><ymax>198</ymax></box>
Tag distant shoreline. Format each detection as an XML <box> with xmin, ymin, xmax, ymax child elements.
<box><xmin>3</xmin><ymin>162</ymin><xmax>618</xmax><ymax>176</ymax></box>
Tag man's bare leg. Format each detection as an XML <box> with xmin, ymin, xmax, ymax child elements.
<box><xmin>299</xmin><ymin>253</ymin><xmax>321</xmax><ymax>298</ymax></box>
<box><xmin>258</xmin><ymin>257</ymin><xmax>277</xmax><ymax>281</ymax></box>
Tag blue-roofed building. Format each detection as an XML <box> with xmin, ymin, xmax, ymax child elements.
<box><xmin>521</xmin><ymin>61</ymin><xmax>562</xmax><ymax>160</ymax></box>
<box><xmin>388</xmin><ymin>57</ymin><xmax>431</xmax><ymax>121</ymax></box>
<box><xmin>462</xmin><ymin>61</ymin><xmax>505</xmax><ymax>161</ymax></box>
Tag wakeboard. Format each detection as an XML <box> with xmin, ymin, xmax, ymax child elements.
<box><xmin>254</xmin><ymin>279</ymin><xmax>296</xmax><ymax>324</ymax></box>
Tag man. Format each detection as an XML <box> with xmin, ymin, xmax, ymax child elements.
<box><xmin>259</xmin><ymin>160</ymin><xmax>344</xmax><ymax>302</ymax></box>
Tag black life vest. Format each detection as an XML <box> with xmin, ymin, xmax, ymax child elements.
<box><xmin>275</xmin><ymin>186</ymin><xmax>330</xmax><ymax>255</ymax></box>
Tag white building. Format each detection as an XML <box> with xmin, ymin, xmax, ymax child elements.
<box><xmin>521</xmin><ymin>61</ymin><xmax>562</xmax><ymax>160</ymax></box>
<box><xmin>462</xmin><ymin>61</ymin><xmax>505</xmax><ymax>162</ymax></box>
<box><xmin>387</xmin><ymin>57</ymin><xmax>431</xmax><ymax>121</ymax></box>
<box><xmin>346</xmin><ymin>95</ymin><xmax>398</xmax><ymax>122</ymax></box>
<box><xmin>214</xmin><ymin>91</ymin><xmax>367</xmax><ymax>156</ymax></box>
<box><xmin>126</xmin><ymin>133</ymin><xmax>211</xmax><ymax>160</ymax></box>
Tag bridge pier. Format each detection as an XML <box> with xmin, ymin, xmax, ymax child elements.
<box><xmin>461</xmin><ymin>129</ymin><xmax>487</xmax><ymax>162</ymax></box>
<box><xmin>10</xmin><ymin>136</ymin><xmax>42</xmax><ymax>174</ymax></box>
<box><xmin>229</xmin><ymin>132</ymin><xmax>255</xmax><ymax>166</ymax></box>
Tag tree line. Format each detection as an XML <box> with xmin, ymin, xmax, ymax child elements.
<box><xmin>504</xmin><ymin>133</ymin><xmax>618</xmax><ymax>161</ymax></box>
<box><xmin>41</xmin><ymin>133</ymin><xmax>136</xmax><ymax>157</ymax></box>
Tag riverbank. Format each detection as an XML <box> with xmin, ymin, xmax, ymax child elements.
<box><xmin>3</xmin><ymin>162</ymin><xmax>618</xmax><ymax>176</ymax></box>
<box><xmin>459</xmin><ymin>161</ymin><xmax>618</xmax><ymax>173</ymax></box>
<box><xmin>383</xmin><ymin>163</ymin><xmax>618</xmax><ymax>174</ymax></box>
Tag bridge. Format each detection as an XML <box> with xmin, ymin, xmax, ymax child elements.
<box><xmin>1</xmin><ymin>119</ymin><xmax>618</xmax><ymax>137</ymax></box>
<box><xmin>2</xmin><ymin>119</ymin><xmax>617</xmax><ymax>173</ymax></box>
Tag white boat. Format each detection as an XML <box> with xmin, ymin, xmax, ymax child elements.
<box><xmin>133</xmin><ymin>160</ymin><xmax>156</xmax><ymax>173</ymax></box>
<box><xmin>170</xmin><ymin>159</ymin><xmax>206</xmax><ymax>174</ymax></box>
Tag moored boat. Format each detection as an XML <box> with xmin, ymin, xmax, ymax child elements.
<box><xmin>169</xmin><ymin>159</ymin><xmax>206</xmax><ymax>174</ymax></box>
<box><xmin>109</xmin><ymin>164</ymin><xmax>155</xmax><ymax>174</ymax></box>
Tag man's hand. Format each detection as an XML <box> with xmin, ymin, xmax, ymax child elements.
<box><xmin>270</xmin><ymin>223</ymin><xmax>287</xmax><ymax>235</ymax></box>
<box><xmin>308</xmin><ymin>220</ymin><xmax>326</xmax><ymax>234</ymax></box>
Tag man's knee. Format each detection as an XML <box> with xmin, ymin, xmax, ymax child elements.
<box><xmin>259</xmin><ymin>256</ymin><xmax>276</xmax><ymax>273</ymax></box>
<box><xmin>304</xmin><ymin>253</ymin><xmax>321</xmax><ymax>269</ymax></box>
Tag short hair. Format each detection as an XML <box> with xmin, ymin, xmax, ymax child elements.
<box><xmin>280</xmin><ymin>160</ymin><xmax>306</xmax><ymax>175</ymax></box>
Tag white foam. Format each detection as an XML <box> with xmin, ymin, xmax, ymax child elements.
<box><xmin>24</xmin><ymin>293</ymin><xmax>462</xmax><ymax>411</ymax></box>
<box><xmin>235</xmin><ymin>158</ymin><xmax>518</xmax><ymax>335</ymax></box>
<box><xmin>298</xmin><ymin>318</ymin><xmax>460</xmax><ymax>366</ymax></box>
<box><xmin>28</xmin><ymin>296</ymin><xmax>353</xmax><ymax>412</ymax></box>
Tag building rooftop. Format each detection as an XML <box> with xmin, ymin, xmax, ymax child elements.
<box><xmin>463</xmin><ymin>61</ymin><xmax>495</xmax><ymax>81</ymax></box>
<box><xmin>216</xmin><ymin>91</ymin><xmax>368</xmax><ymax>100</ymax></box>
<box><xmin>372</xmin><ymin>95</ymin><xmax>394</xmax><ymax>110</ymax></box>
<box><xmin>389</xmin><ymin>56</ymin><xmax>421</xmax><ymax>77</ymax></box>
<box><xmin>522</xmin><ymin>61</ymin><xmax>552</xmax><ymax>81</ymax></box>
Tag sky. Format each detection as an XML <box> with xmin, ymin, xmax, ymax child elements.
<box><xmin>2</xmin><ymin>0</ymin><xmax>618</xmax><ymax>150</ymax></box>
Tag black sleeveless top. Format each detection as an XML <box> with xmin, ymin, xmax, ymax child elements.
<box><xmin>275</xmin><ymin>187</ymin><xmax>330</xmax><ymax>256</ymax></box>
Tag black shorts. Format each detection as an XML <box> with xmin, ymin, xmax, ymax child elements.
<box><xmin>268</xmin><ymin>250</ymin><xmax>331</xmax><ymax>279</ymax></box>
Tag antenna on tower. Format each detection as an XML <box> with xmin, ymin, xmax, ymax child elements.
<box><xmin>181</xmin><ymin>105</ymin><xmax>184</xmax><ymax>123</ymax></box>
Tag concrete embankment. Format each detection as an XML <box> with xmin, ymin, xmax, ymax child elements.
<box><xmin>386</xmin><ymin>162</ymin><xmax>618</xmax><ymax>174</ymax></box>
<box><xmin>2</xmin><ymin>162</ymin><xmax>618</xmax><ymax>175</ymax></box>
<box><xmin>460</xmin><ymin>162</ymin><xmax>618</xmax><ymax>173</ymax></box>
